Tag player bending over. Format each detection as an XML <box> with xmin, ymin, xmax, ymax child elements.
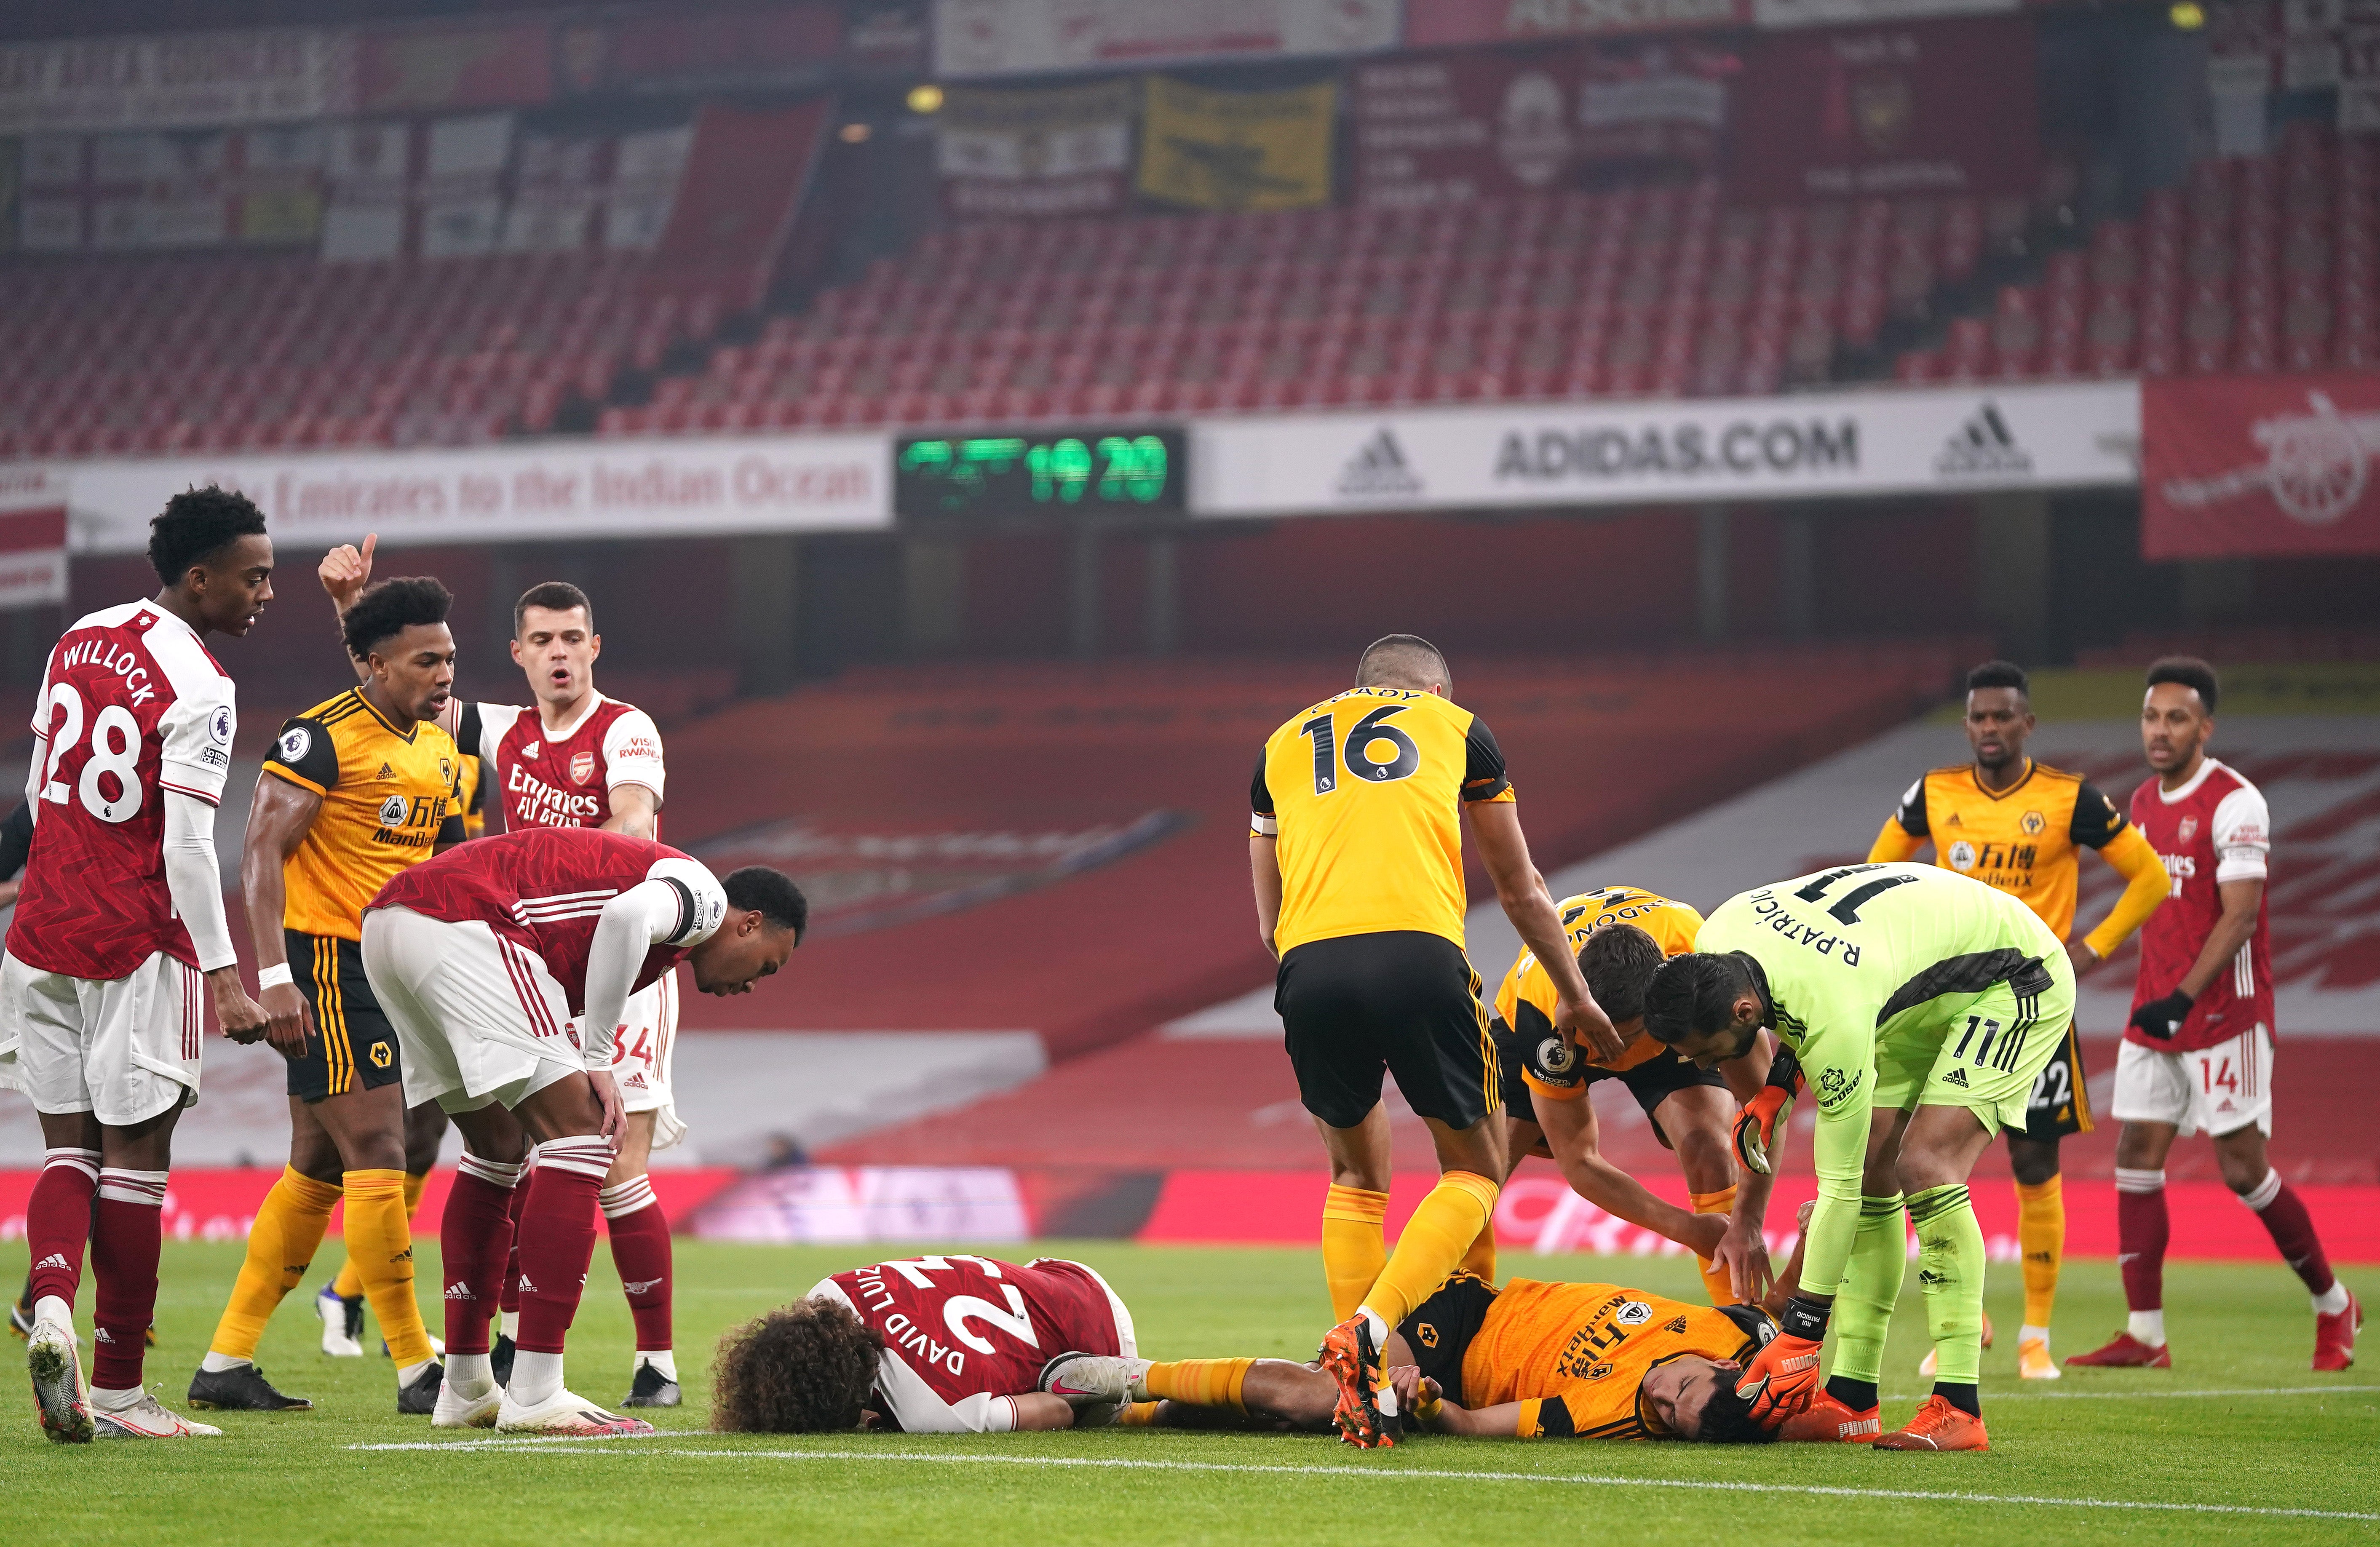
<box><xmin>1043</xmin><ymin>1204</ymin><xmax>1818</xmax><ymax>1445</ymax></box>
<box><xmin>1646</xmin><ymin>862</ymin><xmax>2078</xmax><ymax>1452</ymax></box>
<box><xmin>1488</xmin><ymin>888</ymin><xmax>1771</xmax><ymax>1307</ymax></box>
<box><xmin>5</xmin><ymin>490</ymin><xmax>274</xmax><ymax>1440</ymax></box>
<box><xmin>360</xmin><ymin>826</ymin><xmax>804</xmax><ymax>1435</ymax></box>
<box><xmin>711</xmin><ymin>1254</ymin><xmax>1136</xmax><ymax>1433</ymax></box>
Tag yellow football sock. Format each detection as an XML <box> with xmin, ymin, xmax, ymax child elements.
<box><xmin>1321</xmin><ymin>1184</ymin><xmax>1390</xmax><ymax>1322</ymax></box>
<box><xmin>1142</xmin><ymin>1357</ymin><xmax>1253</xmax><ymax>1412</ymax></box>
<box><xmin>209</xmin><ymin>1167</ymin><xmax>341</xmax><ymax>1360</ymax></box>
<box><xmin>1358</xmin><ymin>1170</ymin><xmax>1498</xmax><ymax>1331</ymax></box>
<box><xmin>330</xmin><ymin>1170</ymin><xmax>431</xmax><ymax>1300</ymax></box>
<box><xmin>1692</xmin><ymin>1185</ymin><xmax>1739</xmax><ymax>1305</ymax></box>
<box><xmin>342</xmin><ymin>1169</ymin><xmax>435</xmax><ymax>1370</ymax></box>
<box><xmin>2016</xmin><ymin>1176</ymin><xmax>2064</xmax><ymax>1330</ymax></box>
<box><xmin>1457</xmin><ymin>1213</ymin><xmax>1497</xmax><ymax>1285</ymax></box>
<box><xmin>1116</xmin><ymin>1401</ymin><xmax>1162</xmax><ymax>1427</ymax></box>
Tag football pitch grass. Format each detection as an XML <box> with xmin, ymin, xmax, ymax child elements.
<box><xmin>3</xmin><ymin>1239</ymin><xmax>2372</xmax><ymax>1546</ymax></box>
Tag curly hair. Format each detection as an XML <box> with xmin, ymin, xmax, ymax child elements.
<box><xmin>711</xmin><ymin>1297</ymin><xmax>886</xmax><ymax>1434</ymax></box>
<box><xmin>2147</xmin><ymin>655</ymin><xmax>2219</xmax><ymax>713</ymax></box>
<box><xmin>147</xmin><ymin>486</ymin><xmax>267</xmax><ymax>585</ymax></box>
<box><xmin>342</xmin><ymin>576</ymin><xmax>453</xmax><ymax>662</ymax></box>
<box><xmin>725</xmin><ymin>866</ymin><xmax>809</xmax><ymax>941</ymax></box>
<box><xmin>1576</xmin><ymin>922</ymin><xmax>1666</xmax><ymax>1025</ymax></box>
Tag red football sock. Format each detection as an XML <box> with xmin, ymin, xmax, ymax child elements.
<box><xmin>24</xmin><ymin>1147</ymin><xmax>99</xmax><ymax>1309</ymax></box>
<box><xmin>601</xmin><ymin>1177</ymin><xmax>672</xmax><ymax>1353</ymax></box>
<box><xmin>2239</xmin><ymin>1170</ymin><xmax>2337</xmax><ymax>1296</ymax></box>
<box><xmin>500</xmin><ymin>1167</ymin><xmax>530</xmax><ymax>1318</ymax></box>
<box><xmin>513</xmin><ymin>1138</ymin><xmax>609</xmax><ymax>1356</ymax></box>
<box><xmin>2115</xmin><ymin>1167</ymin><xmax>2168</xmax><ymax>1313</ymax></box>
<box><xmin>90</xmin><ymin>1169</ymin><xmax>167</xmax><ymax>1391</ymax></box>
<box><xmin>441</xmin><ymin>1154</ymin><xmax>525</xmax><ymax>1355</ymax></box>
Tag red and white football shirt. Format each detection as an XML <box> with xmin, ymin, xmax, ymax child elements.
<box><xmin>452</xmin><ymin>693</ymin><xmax>663</xmax><ymax>834</ymax></box>
<box><xmin>366</xmin><ymin>827</ymin><xmax>722</xmax><ymax>1017</ymax></box>
<box><xmin>7</xmin><ymin>602</ymin><xmax>235</xmax><ymax>981</ymax></box>
<box><xmin>808</xmin><ymin>1256</ymin><xmax>1134</xmax><ymax>1433</ymax></box>
<box><xmin>2128</xmin><ymin>756</ymin><xmax>2273</xmax><ymax>1054</ymax></box>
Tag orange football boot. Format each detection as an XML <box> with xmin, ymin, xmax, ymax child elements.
<box><xmin>1774</xmin><ymin>1389</ymin><xmax>1882</xmax><ymax>1443</ymax></box>
<box><xmin>1872</xmin><ymin>1395</ymin><xmax>1990</xmax><ymax>1451</ymax></box>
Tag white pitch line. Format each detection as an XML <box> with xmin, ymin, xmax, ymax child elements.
<box><xmin>1884</xmin><ymin>1384</ymin><xmax>2380</xmax><ymax>1401</ymax></box>
<box><xmin>342</xmin><ymin>1441</ymin><xmax>2377</xmax><ymax>1522</ymax></box>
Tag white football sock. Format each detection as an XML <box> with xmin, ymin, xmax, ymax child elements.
<box><xmin>2127</xmin><ymin>1309</ymin><xmax>2166</xmax><ymax>1347</ymax></box>
<box><xmin>500</xmin><ymin>1309</ymin><xmax>520</xmax><ymax>1340</ymax></box>
<box><xmin>34</xmin><ymin>1294</ymin><xmax>72</xmax><ymax>1329</ymax></box>
<box><xmin>634</xmin><ymin>1349</ymin><xmax>678</xmax><ymax>1381</ymax></box>
<box><xmin>396</xmin><ymin>1358</ymin><xmax>435</xmax><ymax>1388</ymax></box>
<box><xmin>447</xmin><ymin>1352</ymin><xmax>495</xmax><ymax>1396</ymax></box>
<box><xmin>2314</xmin><ymin>1282</ymin><xmax>2351</xmax><ymax>1316</ymax></box>
<box><xmin>510</xmin><ymin>1350</ymin><xmax>564</xmax><ymax>1408</ymax></box>
<box><xmin>2020</xmin><ymin>1324</ymin><xmax>2051</xmax><ymax>1345</ymax></box>
<box><xmin>201</xmin><ymin>1349</ymin><xmax>251</xmax><ymax>1373</ymax></box>
<box><xmin>90</xmin><ymin>1385</ymin><xmax>142</xmax><ymax>1411</ymax></box>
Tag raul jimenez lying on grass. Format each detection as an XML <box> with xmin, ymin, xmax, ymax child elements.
<box><xmin>1042</xmin><ymin>1202</ymin><xmax>1822</xmax><ymax>1447</ymax></box>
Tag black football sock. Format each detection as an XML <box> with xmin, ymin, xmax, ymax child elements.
<box><xmin>1827</xmin><ymin>1375</ymin><xmax>1878</xmax><ymax>1412</ymax></box>
<box><xmin>1933</xmin><ymin>1381</ymin><xmax>1982</xmax><ymax>1418</ymax></box>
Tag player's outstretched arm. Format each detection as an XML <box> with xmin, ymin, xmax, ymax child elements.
<box><xmin>242</xmin><ymin>773</ymin><xmax>324</xmax><ymax>1056</ymax></box>
<box><xmin>1534</xmin><ymin>1086</ymin><xmax>1723</xmax><ymax>1256</ymax></box>
<box><xmin>2078</xmin><ymin>823</ymin><xmax>2168</xmax><ymax>969</ymax></box>
<box><xmin>1469</xmin><ymin>800</ymin><xmax>1622</xmax><ymax>1061</ymax></box>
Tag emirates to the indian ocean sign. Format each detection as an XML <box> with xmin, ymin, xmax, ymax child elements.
<box><xmin>2142</xmin><ymin>374</ymin><xmax>2380</xmax><ymax>559</ymax></box>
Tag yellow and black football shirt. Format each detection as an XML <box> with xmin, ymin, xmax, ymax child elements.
<box><xmin>265</xmin><ymin>688</ymin><xmax>465</xmax><ymax>940</ymax></box>
<box><xmin>1252</xmin><ymin>687</ymin><xmax>1514</xmax><ymax>956</ymax></box>
<box><xmin>1495</xmin><ymin>886</ymin><xmax>1703</xmax><ymax>1085</ymax></box>
<box><xmin>1875</xmin><ymin>760</ymin><xmax>2124</xmax><ymax>939</ymax></box>
<box><xmin>1459</xmin><ymin>1277</ymin><xmax>1769</xmax><ymax>1440</ymax></box>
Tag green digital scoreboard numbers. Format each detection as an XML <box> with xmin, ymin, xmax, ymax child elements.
<box><xmin>893</xmin><ymin>428</ymin><xmax>1187</xmax><ymax>518</ymax></box>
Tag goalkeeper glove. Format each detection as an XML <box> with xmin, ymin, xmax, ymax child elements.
<box><xmin>1736</xmin><ymin>1296</ymin><xmax>1829</xmax><ymax>1425</ymax></box>
<box><xmin>2129</xmin><ymin>988</ymin><xmax>2194</xmax><ymax>1042</ymax></box>
<box><xmin>1732</xmin><ymin>1045</ymin><xmax>1804</xmax><ymax>1176</ymax></box>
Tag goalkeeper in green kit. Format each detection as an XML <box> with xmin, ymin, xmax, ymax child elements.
<box><xmin>1642</xmin><ymin>861</ymin><xmax>2073</xmax><ymax>1451</ymax></box>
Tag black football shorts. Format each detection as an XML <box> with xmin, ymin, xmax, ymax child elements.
<box><xmin>2011</xmin><ymin>1021</ymin><xmax>2093</xmax><ymax>1141</ymax></box>
<box><xmin>283</xmin><ymin>930</ymin><xmax>405</xmax><ymax>1103</ymax></box>
<box><xmin>1276</xmin><ymin>930</ymin><xmax>1497</xmax><ymax>1131</ymax></box>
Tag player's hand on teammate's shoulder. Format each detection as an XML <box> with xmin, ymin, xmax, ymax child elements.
<box><xmin>318</xmin><ymin>532</ymin><xmax>377</xmax><ymax>613</ymax></box>
<box><xmin>259</xmin><ymin>980</ymin><xmax>311</xmax><ymax>1056</ymax></box>
<box><xmin>209</xmin><ymin>967</ymin><xmax>270</xmax><ymax>1045</ymax></box>
<box><xmin>1557</xmin><ymin>991</ymin><xmax>1626</xmax><ymax>1064</ymax></box>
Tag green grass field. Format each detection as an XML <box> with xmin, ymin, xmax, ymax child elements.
<box><xmin>3</xmin><ymin>1238</ymin><xmax>2371</xmax><ymax>1546</ymax></box>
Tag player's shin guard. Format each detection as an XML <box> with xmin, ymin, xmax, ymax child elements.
<box><xmin>1359</xmin><ymin>1170</ymin><xmax>1498</xmax><ymax>1330</ymax></box>
<box><xmin>441</xmin><ymin>1154</ymin><xmax>525</xmax><ymax>1356</ymax></box>
<box><xmin>90</xmin><ymin>1169</ymin><xmax>167</xmax><ymax>1392</ymax></box>
<box><xmin>1143</xmin><ymin>1358</ymin><xmax>1254</xmax><ymax>1413</ymax></box>
<box><xmin>1691</xmin><ymin>1186</ymin><xmax>1739</xmax><ymax>1305</ymax></box>
<box><xmin>2015</xmin><ymin>1176</ymin><xmax>2064</xmax><ymax>1331</ymax></box>
<box><xmin>343</xmin><ymin>1169</ymin><xmax>435</xmax><ymax>1371</ymax></box>
<box><xmin>210</xmin><ymin>1167</ymin><xmax>341</xmax><ymax>1360</ymax></box>
<box><xmin>512</xmin><ymin>1138</ymin><xmax>610</xmax><ymax>1395</ymax></box>
<box><xmin>1322</xmin><ymin>1184</ymin><xmax>1390</xmax><ymax>1322</ymax></box>
<box><xmin>600</xmin><ymin>1177</ymin><xmax>672</xmax><ymax>1356</ymax></box>
<box><xmin>2115</xmin><ymin>1167</ymin><xmax>2169</xmax><ymax>1330</ymax></box>
<box><xmin>1909</xmin><ymin>1184</ymin><xmax>1987</xmax><ymax>1406</ymax></box>
<box><xmin>1826</xmin><ymin>1193</ymin><xmax>1907</xmax><ymax>1410</ymax></box>
<box><xmin>330</xmin><ymin>1169</ymin><xmax>431</xmax><ymax>1302</ymax></box>
<box><xmin>25</xmin><ymin>1147</ymin><xmax>101</xmax><ymax>1311</ymax></box>
<box><xmin>2238</xmin><ymin>1170</ymin><xmax>2340</xmax><ymax>1299</ymax></box>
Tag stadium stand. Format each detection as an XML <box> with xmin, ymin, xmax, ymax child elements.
<box><xmin>0</xmin><ymin>250</ymin><xmax>727</xmax><ymax>459</ymax></box>
<box><xmin>1896</xmin><ymin>123</ymin><xmax>2378</xmax><ymax>383</ymax></box>
<box><xmin>600</xmin><ymin>176</ymin><xmax>2046</xmax><ymax>434</ymax></box>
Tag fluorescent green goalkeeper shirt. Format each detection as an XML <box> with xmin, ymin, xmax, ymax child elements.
<box><xmin>1694</xmin><ymin>862</ymin><xmax>2067</xmax><ymax>1299</ymax></box>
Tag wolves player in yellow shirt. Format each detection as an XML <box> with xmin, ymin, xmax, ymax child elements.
<box><xmin>188</xmin><ymin>578</ymin><xmax>466</xmax><ymax>1416</ymax></box>
<box><xmin>1249</xmin><ymin>634</ymin><xmax>1618</xmax><ymax>1448</ymax></box>
<box><xmin>1866</xmin><ymin>660</ymin><xmax>2166</xmax><ymax>1379</ymax></box>
<box><xmin>1489</xmin><ymin>888</ymin><xmax>1770</xmax><ymax>1306</ymax></box>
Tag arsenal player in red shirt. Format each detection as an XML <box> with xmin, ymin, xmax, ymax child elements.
<box><xmin>2070</xmin><ymin>658</ymin><xmax>2360</xmax><ymax>1372</ymax></box>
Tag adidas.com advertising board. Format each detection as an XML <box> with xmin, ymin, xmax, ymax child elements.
<box><xmin>1193</xmin><ymin>381</ymin><xmax>2139</xmax><ymax>518</ymax></box>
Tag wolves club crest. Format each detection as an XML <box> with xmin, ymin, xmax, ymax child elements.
<box><xmin>570</xmin><ymin>750</ymin><xmax>596</xmax><ymax>786</ymax></box>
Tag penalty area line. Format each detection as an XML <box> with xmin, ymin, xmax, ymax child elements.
<box><xmin>343</xmin><ymin>1441</ymin><xmax>2377</xmax><ymax>1520</ymax></box>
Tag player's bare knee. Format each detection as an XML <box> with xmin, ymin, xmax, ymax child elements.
<box><xmin>2006</xmin><ymin>1136</ymin><xmax>2060</xmax><ymax>1187</ymax></box>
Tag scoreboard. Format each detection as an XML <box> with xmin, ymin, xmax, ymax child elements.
<box><xmin>893</xmin><ymin>427</ymin><xmax>1186</xmax><ymax>519</ymax></box>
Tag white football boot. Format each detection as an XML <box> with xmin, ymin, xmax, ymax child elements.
<box><xmin>317</xmin><ymin>1285</ymin><xmax>365</xmax><ymax>1357</ymax></box>
<box><xmin>1040</xmin><ymin>1352</ymin><xmax>1152</xmax><ymax>1407</ymax></box>
<box><xmin>493</xmin><ymin>1386</ymin><xmax>656</xmax><ymax>1437</ymax></box>
<box><xmin>433</xmin><ymin>1377</ymin><xmax>504</xmax><ymax>1429</ymax></box>
<box><xmin>27</xmin><ymin>1315</ymin><xmax>93</xmax><ymax>1443</ymax></box>
<box><xmin>92</xmin><ymin>1392</ymin><xmax>222</xmax><ymax>1438</ymax></box>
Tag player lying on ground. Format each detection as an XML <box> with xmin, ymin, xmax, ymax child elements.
<box><xmin>321</xmin><ymin>541</ymin><xmax>686</xmax><ymax>1406</ymax></box>
<box><xmin>1042</xmin><ymin>1204</ymin><xmax>1818</xmax><ymax>1446</ymax></box>
<box><xmin>1645</xmin><ymin>862</ymin><xmax>2079</xmax><ymax>1453</ymax></box>
<box><xmin>1488</xmin><ymin>890</ymin><xmax>1771</xmax><ymax>1306</ymax></box>
<box><xmin>360</xmin><ymin>826</ymin><xmax>805</xmax><ymax>1435</ymax></box>
<box><xmin>710</xmin><ymin>1254</ymin><xmax>1137</xmax><ymax>1433</ymax></box>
